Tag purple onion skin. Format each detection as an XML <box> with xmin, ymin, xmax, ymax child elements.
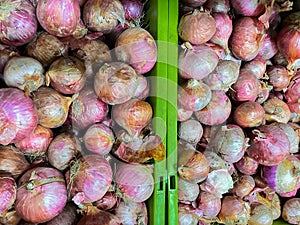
<box><xmin>231</xmin><ymin>0</ymin><xmax>265</xmax><ymax>17</ymax></box>
<box><xmin>121</xmin><ymin>0</ymin><xmax>143</xmax><ymax>21</ymax></box>
<box><xmin>44</xmin><ymin>204</ymin><xmax>78</xmax><ymax>225</ymax></box>
<box><xmin>257</xmin><ymin>31</ymin><xmax>278</xmax><ymax>60</ymax></box>
<box><xmin>204</xmin><ymin>0</ymin><xmax>230</xmax><ymax>13</ymax></box>
<box><xmin>95</xmin><ymin>192</ymin><xmax>117</xmax><ymax>210</ymax></box>
<box><xmin>0</xmin><ymin>177</ymin><xmax>16</xmax><ymax>216</ymax></box>
<box><xmin>235</xmin><ymin>156</ymin><xmax>259</xmax><ymax>175</ymax></box>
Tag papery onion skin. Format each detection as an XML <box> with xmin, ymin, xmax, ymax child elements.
<box><xmin>47</xmin><ymin>132</ymin><xmax>81</xmax><ymax>171</ymax></box>
<box><xmin>114</xmin><ymin>201</ymin><xmax>148</xmax><ymax>225</ymax></box>
<box><xmin>248</xmin><ymin>125</ymin><xmax>290</xmax><ymax>166</ymax></box>
<box><xmin>178</xmin><ymin>10</ymin><xmax>216</xmax><ymax>45</ymax></box>
<box><xmin>115</xmin><ymin>27</ymin><xmax>157</xmax><ymax>74</ymax></box>
<box><xmin>285</xmin><ymin>73</ymin><xmax>300</xmax><ymax>104</ymax></box>
<box><xmin>230</xmin><ymin>17</ymin><xmax>265</xmax><ymax>61</ymax></box>
<box><xmin>267</xmin><ymin>65</ymin><xmax>290</xmax><ymax>91</ymax></box>
<box><xmin>263</xmin><ymin>97</ymin><xmax>291</xmax><ymax>124</ymax></box>
<box><xmin>204</xmin><ymin>0</ymin><xmax>230</xmax><ymax>13</ymax></box>
<box><xmin>15</xmin><ymin>167</ymin><xmax>68</xmax><ymax>223</ymax></box>
<box><xmin>232</xmin><ymin>175</ymin><xmax>255</xmax><ymax>198</ymax></box>
<box><xmin>257</xmin><ymin>31</ymin><xmax>278</xmax><ymax>60</ymax></box>
<box><xmin>243</xmin><ymin>57</ymin><xmax>267</xmax><ymax>79</ymax></box>
<box><xmin>115</xmin><ymin>163</ymin><xmax>154</xmax><ymax>202</ymax></box>
<box><xmin>256</xmin><ymin>81</ymin><xmax>272</xmax><ymax>104</ymax></box>
<box><xmin>0</xmin><ymin>0</ymin><xmax>37</xmax><ymax>46</ymax></box>
<box><xmin>121</xmin><ymin>0</ymin><xmax>143</xmax><ymax>21</ymax></box>
<box><xmin>0</xmin><ymin>177</ymin><xmax>16</xmax><ymax>216</ymax></box>
<box><xmin>33</xmin><ymin>87</ymin><xmax>73</xmax><ymax>128</ymax></box>
<box><xmin>235</xmin><ymin>155</ymin><xmax>259</xmax><ymax>175</ymax></box>
<box><xmin>178</xmin><ymin>178</ymin><xmax>200</xmax><ymax>202</ymax></box>
<box><xmin>95</xmin><ymin>192</ymin><xmax>117</xmax><ymax>211</ymax></box>
<box><xmin>197</xmin><ymin>192</ymin><xmax>221</xmax><ymax>219</ymax></box>
<box><xmin>248</xmin><ymin>203</ymin><xmax>273</xmax><ymax>225</ymax></box>
<box><xmin>178</xmin><ymin>119</ymin><xmax>203</xmax><ymax>145</ymax></box>
<box><xmin>66</xmin><ymin>155</ymin><xmax>112</xmax><ymax>205</ymax></box>
<box><xmin>282</xmin><ymin>198</ymin><xmax>300</xmax><ymax>224</ymax></box>
<box><xmin>44</xmin><ymin>203</ymin><xmax>78</xmax><ymax>225</ymax></box>
<box><xmin>14</xmin><ymin>125</ymin><xmax>53</xmax><ymax>156</ymax></box>
<box><xmin>178</xmin><ymin>44</ymin><xmax>219</xmax><ymax>80</ymax></box>
<box><xmin>0</xmin><ymin>88</ymin><xmax>38</xmax><ymax>145</ymax></box>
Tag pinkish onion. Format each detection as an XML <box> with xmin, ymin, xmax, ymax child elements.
<box><xmin>177</xmin><ymin>105</ymin><xmax>193</xmax><ymax>122</ymax></box>
<box><xmin>235</xmin><ymin>155</ymin><xmax>259</xmax><ymax>175</ymax></box>
<box><xmin>242</xmin><ymin>57</ymin><xmax>267</xmax><ymax>79</ymax></box>
<box><xmin>232</xmin><ymin>175</ymin><xmax>255</xmax><ymax>198</ymax></box>
<box><xmin>282</xmin><ymin>198</ymin><xmax>300</xmax><ymax>224</ymax></box>
<box><xmin>178</xmin><ymin>178</ymin><xmax>200</xmax><ymax>202</ymax></box>
<box><xmin>178</xmin><ymin>119</ymin><xmax>203</xmax><ymax>145</ymax></box>
<box><xmin>267</xmin><ymin>65</ymin><xmax>290</xmax><ymax>91</ymax></box>
<box><xmin>95</xmin><ymin>192</ymin><xmax>117</xmax><ymax>211</ymax></box>
<box><xmin>257</xmin><ymin>31</ymin><xmax>278</xmax><ymax>60</ymax></box>
<box><xmin>120</xmin><ymin>0</ymin><xmax>143</xmax><ymax>21</ymax></box>
<box><xmin>204</xmin><ymin>0</ymin><xmax>230</xmax><ymax>13</ymax></box>
<box><xmin>285</xmin><ymin>73</ymin><xmax>300</xmax><ymax>103</ymax></box>
<box><xmin>0</xmin><ymin>177</ymin><xmax>16</xmax><ymax>217</ymax></box>
<box><xmin>263</xmin><ymin>97</ymin><xmax>291</xmax><ymax>124</ymax></box>
<box><xmin>197</xmin><ymin>191</ymin><xmax>221</xmax><ymax>219</ymax></box>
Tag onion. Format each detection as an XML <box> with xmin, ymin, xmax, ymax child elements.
<box><xmin>231</xmin><ymin>0</ymin><xmax>265</xmax><ymax>16</ymax></box>
<box><xmin>257</xmin><ymin>80</ymin><xmax>272</xmax><ymax>104</ymax></box>
<box><xmin>0</xmin><ymin>44</ymin><xmax>19</xmax><ymax>74</ymax></box>
<box><xmin>200</xmin><ymin>169</ymin><xmax>233</xmax><ymax>197</ymax></box>
<box><xmin>282</xmin><ymin>198</ymin><xmax>300</xmax><ymax>224</ymax></box>
<box><xmin>233</xmin><ymin>101</ymin><xmax>265</xmax><ymax>128</ymax></box>
<box><xmin>94</xmin><ymin>62</ymin><xmax>138</xmax><ymax>105</ymax></box>
<box><xmin>0</xmin><ymin>210</ymin><xmax>21</xmax><ymax>225</ymax></box>
<box><xmin>197</xmin><ymin>192</ymin><xmax>221</xmax><ymax>219</ymax></box>
<box><xmin>210</xmin><ymin>13</ymin><xmax>232</xmax><ymax>54</ymax></box>
<box><xmin>77</xmin><ymin>207</ymin><xmax>121</xmax><ymax>225</ymax></box>
<box><xmin>204</xmin><ymin>0</ymin><xmax>230</xmax><ymax>13</ymax></box>
<box><xmin>182</xmin><ymin>0</ymin><xmax>207</xmax><ymax>7</ymax></box>
<box><xmin>202</xmin><ymin>60</ymin><xmax>239</xmax><ymax>91</ymax></box>
<box><xmin>178</xmin><ymin>204</ymin><xmax>198</xmax><ymax>225</ymax></box>
<box><xmin>218</xmin><ymin>196</ymin><xmax>250</xmax><ymax>224</ymax></box>
<box><xmin>178</xmin><ymin>44</ymin><xmax>219</xmax><ymax>80</ymax></box>
<box><xmin>178</xmin><ymin>142</ymin><xmax>210</xmax><ymax>183</ymax></box>
<box><xmin>66</xmin><ymin>155</ymin><xmax>112</xmax><ymax>205</ymax></box>
<box><xmin>247</xmin><ymin>125</ymin><xmax>290</xmax><ymax>166</ymax></box>
<box><xmin>14</xmin><ymin>125</ymin><xmax>53</xmax><ymax>156</ymax></box>
<box><xmin>134</xmin><ymin>75</ymin><xmax>150</xmax><ymax>100</ymax></box>
<box><xmin>230</xmin><ymin>17</ymin><xmax>265</xmax><ymax>61</ymax></box>
<box><xmin>178</xmin><ymin>10</ymin><xmax>216</xmax><ymax>45</ymax></box>
<box><xmin>120</xmin><ymin>0</ymin><xmax>143</xmax><ymax>21</ymax></box>
<box><xmin>178</xmin><ymin>79</ymin><xmax>212</xmax><ymax>112</ymax></box>
<box><xmin>15</xmin><ymin>167</ymin><xmax>67</xmax><ymax>223</ymax></box>
<box><xmin>112</xmin><ymin>99</ymin><xmax>152</xmax><ymax>136</ymax></box>
<box><xmin>203</xmin><ymin>151</ymin><xmax>228</xmax><ymax>171</ymax></box>
<box><xmin>248</xmin><ymin>203</ymin><xmax>273</xmax><ymax>225</ymax></box>
<box><xmin>263</xmin><ymin>97</ymin><xmax>291</xmax><ymax>123</ymax></box>
<box><xmin>177</xmin><ymin>105</ymin><xmax>193</xmax><ymax>122</ymax></box>
<box><xmin>178</xmin><ymin>119</ymin><xmax>203</xmax><ymax>145</ymax></box>
<box><xmin>243</xmin><ymin>57</ymin><xmax>267</xmax><ymax>79</ymax></box>
<box><xmin>285</xmin><ymin>73</ymin><xmax>300</xmax><ymax>103</ymax></box>
<box><xmin>267</xmin><ymin>65</ymin><xmax>290</xmax><ymax>91</ymax></box>
<box><xmin>0</xmin><ymin>0</ymin><xmax>37</xmax><ymax>46</ymax></box>
<box><xmin>277</xmin><ymin>12</ymin><xmax>300</xmax><ymax>69</ymax></box>
<box><xmin>115</xmin><ymin>163</ymin><xmax>154</xmax><ymax>202</ymax></box>
<box><xmin>235</xmin><ymin>155</ymin><xmax>259</xmax><ymax>175</ymax></box>
<box><xmin>37</xmin><ymin>0</ymin><xmax>86</xmax><ymax>38</ymax></box>
<box><xmin>231</xmin><ymin>68</ymin><xmax>260</xmax><ymax>102</ymax></box>
<box><xmin>33</xmin><ymin>87</ymin><xmax>73</xmax><ymax>128</ymax></box>
<box><xmin>0</xmin><ymin>177</ymin><xmax>16</xmax><ymax>216</ymax></box>
<box><xmin>115</xmin><ymin>27</ymin><xmax>157</xmax><ymax>74</ymax></box>
<box><xmin>46</xmin><ymin>57</ymin><xmax>86</xmax><ymax>95</ymax></box>
<box><xmin>0</xmin><ymin>88</ymin><xmax>38</xmax><ymax>145</ymax></box>
<box><xmin>44</xmin><ymin>203</ymin><xmax>78</xmax><ymax>225</ymax></box>
<box><xmin>114</xmin><ymin>201</ymin><xmax>148</xmax><ymax>225</ymax></box>
<box><xmin>178</xmin><ymin>178</ymin><xmax>200</xmax><ymax>202</ymax></box>
<box><xmin>272</xmin><ymin>51</ymin><xmax>288</xmax><ymax>67</ymax></box>
<box><xmin>95</xmin><ymin>192</ymin><xmax>117</xmax><ymax>210</ymax></box>
<box><xmin>232</xmin><ymin>175</ymin><xmax>255</xmax><ymax>198</ymax></box>
<box><xmin>47</xmin><ymin>132</ymin><xmax>81</xmax><ymax>171</ymax></box>
<box><xmin>26</xmin><ymin>32</ymin><xmax>67</xmax><ymax>67</ymax></box>
<box><xmin>257</xmin><ymin>31</ymin><xmax>278</xmax><ymax>60</ymax></box>
<box><xmin>195</xmin><ymin>90</ymin><xmax>231</xmax><ymax>126</ymax></box>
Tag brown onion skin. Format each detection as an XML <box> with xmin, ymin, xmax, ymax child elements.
<box><xmin>0</xmin><ymin>209</ymin><xmax>21</xmax><ymax>225</ymax></box>
<box><xmin>0</xmin><ymin>44</ymin><xmax>19</xmax><ymax>74</ymax></box>
<box><xmin>267</xmin><ymin>65</ymin><xmax>290</xmax><ymax>91</ymax></box>
<box><xmin>233</xmin><ymin>101</ymin><xmax>265</xmax><ymax>128</ymax></box>
<box><xmin>263</xmin><ymin>97</ymin><xmax>291</xmax><ymax>124</ymax></box>
<box><xmin>230</xmin><ymin>17</ymin><xmax>265</xmax><ymax>61</ymax></box>
<box><xmin>178</xmin><ymin>10</ymin><xmax>216</xmax><ymax>45</ymax></box>
<box><xmin>282</xmin><ymin>198</ymin><xmax>300</xmax><ymax>224</ymax></box>
<box><xmin>256</xmin><ymin>80</ymin><xmax>271</xmax><ymax>104</ymax></box>
<box><xmin>235</xmin><ymin>155</ymin><xmax>259</xmax><ymax>175</ymax></box>
<box><xmin>232</xmin><ymin>175</ymin><xmax>255</xmax><ymax>198</ymax></box>
<box><xmin>15</xmin><ymin>167</ymin><xmax>68</xmax><ymax>223</ymax></box>
<box><xmin>0</xmin><ymin>177</ymin><xmax>16</xmax><ymax>216</ymax></box>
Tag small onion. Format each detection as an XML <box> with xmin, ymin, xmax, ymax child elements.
<box><xmin>257</xmin><ymin>31</ymin><xmax>278</xmax><ymax>60</ymax></box>
<box><xmin>0</xmin><ymin>177</ymin><xmax>16</xmax><ymax>216</ymax></box>
<box><xmin>178</xmin><ymin>10</ymin><xmax>216</xmax><ymax>45</ymax></box>
<box><xmin>248</xmin><ymin>203</ymin><xmax>273</xmax><ymax>225</ymax></box>
<box><xmin>47</xmin><ymin>132</ymin><xmax>81</xmax><ymax>171</ymax></box>
<box><xmin>120</xmin><ymin>0</ymin><xmax>143</xmax><ymax>21</ymax></box>
<box><xmin>256</xmin><ymin>80</ymin><xmax>272</xmax><ymax>104</ymax></box>
<box><xmin>115</xmin><ymin>163</ymin><xmax>154</xmax><ymax>202</ymax></box>
<box><xmin>263</xmin><ymin>97</ymin><xmax>291</xmax><ymax>124</ymax></box>
<box><xmin>178</xmin><ymin>119</ymin><xmax>203</xmax><ymax>145</ymax></box>
<box><xmin>204</xmin><ymin>0</ymin><xmax>230</xmax><ymax>13</ymax></box>
<box><xmin>0</xmin><ymin>0</ymin><xmax>37</xmax><ymax>46</ymax></box>
<box><xmin>66</xmin><ymin>155</ymin><xmax>112</xmax><ymax>205</ymax></box>
<box><xmin>178</xmin><ymin>178</ymin><xmax>200</xmax><ymax>202</ymax></box>
<box><xmin>33</xmin><ymin>87</ymin><xmax>73</xmax><ymax>128</ymax></box>
<box><xmin>115</xmin><ymin>27</ymin><xmax>157</xmax><ymax>74</ymax></box>
<box><xmin>267</xmin><ymin>65</ymin><xmax>290</xmax><ymax>91</ymax></box>
<box><xmin>177</xmin><ymin>105</ymin><xmax>193</xmax><ymax>122</ymax></box>
<box><xmin>197</xmin><ymin>192</ymin><xmax>221</xmax><ymax>219</ymax></box>
<box><xmin>232</xmin><ymin>175</ymin><xmax>255</xmax><ymax>198</ymax></box>
<box><xmin>0</xmin><ymin>44</ymin><xmax>19</xmax><ymax>74</ymax></box>
<box><xmin>46</xmin><ymin>57</ymin><xmax>86</xmax><ymax>95</ymax></box>
<box><xmin>285</xmin><ymin>73</ymin><xmax>300</xmax><ymax>103</ymax></box>
<box><xmin>235</xmin><ymin>155</ymin><xmax>259</xmax><ymax>175</ymax></box>
<box><xmin>95</xmin><ymin>192</ymin><xmax>117</xmax><ymax>211</ymax></box>
<box><xmin>112</xmin><ymin>99</ymin><xmax>153</xmax><ymax>136</ymax></box>
<box><xmin>44</xmin><ymin>203</ymin><xmax>78</xmax><ymax>225</ymax></box>
<box><xmin>242</xmin><ymin>57</ymin><xmax>267</xmax><ymax>79</ymax></box>
<box><xmin>114</xmin><ymin>201</ymin><xmax>148</xmax><ymax>225</ymax></box>
<box><xmin>282</xmin><ymin>198</ymin><xmax>300</xmax><ymax>224</ymax></box>
<box><xmin>15</xmin><ymin>167</ymin><xmax>68</xmax><ymax>223</ymax></box>
<box><xmin>77</xmin><ymin>207</ymin><xmax>121</xmax><ymax>225</ymax></box>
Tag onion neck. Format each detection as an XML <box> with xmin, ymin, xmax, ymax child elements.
<box><xmin>0</xmin><ymin>0</ymin><xmax>21</xmax><ymax>21</ymax></box>
<box><xmin>24</xmin><ymin>176</ymin><xmax>65</xmax><ymax>190</ymax></box>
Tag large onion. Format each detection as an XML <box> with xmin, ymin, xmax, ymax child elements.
<box><xmin>114</xmin><ymin>201</ymin><xmax>148</xmax><ymax>225</ymax></box>
<box><xmin>0</xmin><ymin>177</ymin><xmax>16</xmax><ymax>217</ymax></box>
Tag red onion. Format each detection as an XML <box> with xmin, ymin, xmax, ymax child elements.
<box><xmin>248</xmin><ymin>125</ymin><xmax>290</xmax><ymax>166</ymax></box>
<box><xmin>47</xmin><ymin>132</ymin><xmax>81</xmax><ymax>171</ymax></box>
<box><xmin>178</xmin><ymin>44</ymin><xmax>219</xmax><ymax>80</ymax></box>
<box><xmin>0</xmin><ymin>88</ymin><xmax>38</xmax><ymax>145</ymax></box>
<box><xmin>0</xmin><ymin>0</ymin><xmax>37</xmax><ymax>46</ymax></box>
<box><xmin>197</xmin><ymin>192</ymin><xmax>221</xmax><ymax>219</ymax></box>
<box><xmin>243</xmin><ymin>57</ymin><xmax>267</xmax><ymax>79</ymax></box>
<box><xmin>134</xmin><ymin>75</ymin><xmax>149</xmax><ymax>100</ymax></box>
<box><xmin>0</xmin><ymin>177</ymin><xmax>16</xmax><ymax>216</ymax></box>
<box><xmin>257</xmin><ymin>81</ymin><xmax>272</xmax><ymax>104</ymax></box>
<box><xmin>14</xmin><ymin>125</ymin><xmax>53</xmax><ymax>156</ymax></box>
<box><xmin>77</xmin><ymin>207</ymin><xmax>121</xmax><ymax>225</ymax></box>
<box><xmin>115</xmin><ymin>163</ymin><xmax>154</xmax><ymax>202</ymax></box>
<box><xmin>178</xmin><ymin>142</ymin><xmax>210</xmax><ymax>183</ymax></box>
<box><xmin>282</xmin><ymin>198</ymin><xmax>300</xmax><ymax>224</ymax></box>
<box><xmin>94</xmin><ymin>62</ymin><xmax>138</xmax><ymax>105</ymax></box>
<box><xmin>178</xmin><ymin>177</ymin><xmax>200</xmax><ymax>202</ymax></box>
<box><xmin>233</xmin><ymin>101</ymin><xmax>265</xmax><ymax>128</ymax></box>
<box><xmin>273</xmin><ymin>51</ymin><xmax>288</xmax><ymax>67</ymax></box>
<box><xmin>263</xmin><ymin>97</ymin><xmax>291</xmax><ymax>123</ymax></box>
<box><xmin>0</xmin><ymin>44</ymin><xmax>19</xmax><ymax>74</ymax></box>
<box><xmin>285</xmin><ymin>73</ymin><xmax>300</xmax><ymax>103</ymax></box>
<box><xmin>195</xmin><ymin>90</ymin><xmax>231</xmax><ymax>126</ymax></box>
<box><xmin>112</xmin><ymin>99</ymin><xmax>152</xmax><ymax>136</ymax></box>
<box><xmin>115</xmin><ymin>27</ymin><xmax>157</xmax><ymax>74</ymax></box>
<box><xmin>210</xmin><ymin>13</ymin><xmax>232</xmax><ymax>54</ymax></box>
<box><xmin>15</xmin><ymin>167</ymin><xmax>67</xmax><ymax>223</ymax></box>
<box><xmin>33</xmin><ymin>87</ymin><xmax>73</xmax><ymax>128</ymax></box>
<box><xmin>46</xmin><ymin>57</ymin><xmax>86</xmax><ymax>95</ymax></box>
<box><xmin>178</xmin><ymin>10</ymin><xmax>216</xmax><ymax>45</ymax></box>
<box><xmin>200</xmin><ymin>169</ymin><xmax>233</xmax><ymax>197</ymax></box>
<box><xmin>84</xmin><ymin>123</ymin><xmax>114</xmax><ymax>155</ymax></box>
<box><xmin>120</xmin><ymin>0</ymin><xmax>143</xmax><ymax>21</ymax></box>
<box><xmin>178</xmin><ymin>119</ymin><xmax>203</xmax><ymax>145</ymax></box>
<box><xmin>248</xmin><ymin>203</ymin><xmax>273</xmax><ymax>225</ymax></box>
<box><xmin>44</xmin><ymin>203</ymin><xmax>78</xmax><ymax>225</ymax></box>
<box><xmin>37</xmin><ymin>0</ymin><xmax>86</xmax><ymax>38</ymax></box>
<box><xmin>204</xmin><ymin>0</ymin><xmax>230</xmax><ymax>13</ymax></box>
<box><xmin>231</xmin><ymin>0</ymin><xmax>265</xmax><ymax>16</ymax></box>
<box><xmin>277</xmin><ymin>12</ymin><xmax>300</xmax><ymax>69</ymax></box>
<box><xmin>235</xmin><ymin>155</ymin><xmax>259</xmax><ymax>175</ymax></box>
<box><xmin>95</xmin><ymin>192</ymin><xmax>117</xmax><ymax>210</ymax></box>
<box><xmin>267</xmin><ymin>65</ymin><xmax>290</xmax><ymax>91</ymax></box>
<box><xmin>177</xmin><ymin>105</ymin><xmax>193</xmax><ymax>122</ymax></box>
<box><xmin>66</xmin><ymin>155</ymin><xmax>112</xmax><ymax>205</ymax></box>
<box><xmin>178</xmin><ymin>79</ymin><xmax>212</xmax><ymax>112</ymax></box>
<box><xmin>232</xmin><ymin>175</ymin><xmax>255</xmax><ymax>198</ymax></box>
<box><xmin>231</xmin><ymin>68</ymin><xmax>260</xmax><ymax>102</ymax></box>
<box><xmin>182</xmin><ymin>0</ymin><xmax>207</xmax><ymax>7</ymax></box>
<box><xmin>257</xmin><ymin>31</ymin><xmax>278</xmax><ymax>60</ymax></box>
<box><xmin>203</xmin><ymin>151</ymin><xmax>228</xmax><ymax>171</ymax></box>
<box><xmin>178</xmin><ymin>204</ymin><xmax>198</xmax><ymax>225</ymax></box>
<box><xmin>230</xmin><ymin>17</ymin><xmax>265</xmax><ymax>61</ymax></box>
<box><xmin>26</xmin><ymin>32</ymin><xmax>67</xmax><ymax>67</ymax></box>
<box><xmin>114</xmin><ymin>201</ymin><xmax>148</xmax><ymax>225</ymax></box>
